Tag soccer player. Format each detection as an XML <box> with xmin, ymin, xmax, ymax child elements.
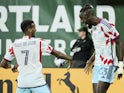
<box><xmin>0</xmin><ymin>20</ymin><xmax>72</xmax><ymax>93</ymax></box>
<box><xmin>79</xmin><ymin>4</ymin><xmax>124</xmax><ymax>93</ymax></box>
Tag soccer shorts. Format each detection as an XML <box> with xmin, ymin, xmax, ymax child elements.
<box><xmin>92</xmin><ymin>65</ymin><xmax>116</xmax><ymax>84</ymax></box>
<box><xmin>16</xmin><ymin>84</ymin><xmax>51</xmax><ymax>93</ymax></box>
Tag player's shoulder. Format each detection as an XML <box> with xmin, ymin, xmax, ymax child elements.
<box><xmin>13</xmin><ymin>38</ymin><xmax>22</xmax><ymax>44</ymax></box>
<box><xmin>34</xmin><ymin>38</ymin><xmax>44</xmax><ymax>42</ymax></box>
<box><xmin>9</xmin><ymin>38</ymin><xmax>21</xmax><ymax>47</ymax></box>
<box><xmin>32</xmin><ymin>37</ymin><xmax>40</xmax><ymax>40</ymax></box>
<box><xmin>100</xmin><ymin>19</ymin><xmax>115</xmax><ymax>29</ymax></box>
<box><xmin>33</xmin><ymin>38</ymin><xmax>48</xmax><ymax>45</ymax></box>
<box><xmin>29</xmin><ymin>37</ymin><xmax>44</xmax><ymax>42</ymax></box>
<box><xmin>13</xmin><ymin>37</ymin><xmax>44</xmax><ymax>45</ymax></box>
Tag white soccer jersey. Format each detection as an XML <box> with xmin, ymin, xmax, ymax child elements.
<box><xmin>4</xmin><ymin>36</ymin><xmax>53</xmax><ymax>88</ymax></box>
<box><xmin>88</xmin><ymin>19</ymin><xmax>119</xmax><ymax>66</ymax></box>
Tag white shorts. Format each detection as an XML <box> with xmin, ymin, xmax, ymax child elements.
<box><xmin>16</xmin><ymin>84</ymin><xmax>51</xmax><ymax>93</ymax></box>
<box><xmin>92</xmin><ymin>65</ymin><xmax>116</xmax><ymax>84</ymax></box>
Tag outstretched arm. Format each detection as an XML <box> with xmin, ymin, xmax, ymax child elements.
<box><xmin>51</xmin><ymin>50</ymin><xmax>72</xmax><ymax>61</ymax></box>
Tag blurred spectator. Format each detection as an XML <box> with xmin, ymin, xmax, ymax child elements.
<box><xmin>71</xmin><ymin>27</ymin><xmax>93</xmax><ymax>68</ymax></box>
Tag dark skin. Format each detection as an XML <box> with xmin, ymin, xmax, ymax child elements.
<box><xmin>0</xmin><ymin>59</ymin><xmax>11</xmax><ymax>69</ymax></box>
<box><xmin>80</xmin><ymin>9</ymin><xmax>123</xmax><ymax>93</ymax></box>
<box><xmin>0</xmin><ymin>23</ymin><xmax>72</xmax><ymax>71</ymax></box>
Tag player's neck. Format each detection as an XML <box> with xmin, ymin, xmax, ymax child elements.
<box><xmin>24</xmin><ymin>34</ymin><xmax>33</xmax><ymax>37</ymax></box>
<box><xmin>24</xmin><ymin>32</ymin><xmax>34</xmax><ymax>37</ymax></box>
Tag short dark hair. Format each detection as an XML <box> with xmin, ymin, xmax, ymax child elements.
<box><xmin>21</xmin><ymin>20</ymin><xmax>34</xmax><ymax>32</ymax></box>
<box><xmin>80</xmin><ymin>4</ymin><xmax>94</xmax><ymax>19</ymax></box>
<box><xmin>80</xmin><ymin>4</ymin><xmax>93</xmax><ymax>12</ymax></box>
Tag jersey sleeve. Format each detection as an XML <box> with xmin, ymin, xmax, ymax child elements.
<box><xmin>4</xmin><ymin>44</ymin><xmax>15</xmax><ymax>62</ymax></box>
<box><xmin>41</xmin><ymin>40</ymin><xmax>54</xmax><ymax>54</ymax></box>
<box><xmin>101</xmin><ymin>22</ymin><xmax>120</xmax><ymax>40</ymax></box>
<box><xmin>108</xmin><ymin>26</ymin><xmax>119</xmax><ymax>40</ymax></box>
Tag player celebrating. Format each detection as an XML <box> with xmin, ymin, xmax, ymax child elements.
<box><xmin>0</xmin><ymin>20</ymin><xmax>72</xmax><ymax>93</ymax></box>
<box><xmin>79</xmin><ymin>4</ymin><xmax>124</xmax><ymax>93</ymax></box>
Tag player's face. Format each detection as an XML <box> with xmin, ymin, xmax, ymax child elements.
<box><xmin>80</xmin><ymin>16</ymin><xmax>87</xmax><ymax>24</ymax></box>
<box><xmin>80</xmin><ymin>12</ymin><xmax>94</xmax><ymax>28</ymax></box>
<box><xmin>79</xmin><ymin>12</ymin><xmax>89</xmax><ymax>25</ymax></box>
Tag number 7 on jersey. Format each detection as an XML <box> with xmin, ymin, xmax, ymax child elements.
<box><xmin>21</xmin><ymin>50</ymin><xmax>29</xmax><ymax>65</ymax></box>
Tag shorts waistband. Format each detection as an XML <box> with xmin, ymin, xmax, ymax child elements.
<box><xmin>18</xmin><ymin>83</ymin><xmax>47</xmax><ymax>89</ymax></box>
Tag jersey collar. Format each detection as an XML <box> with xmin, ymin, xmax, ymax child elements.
<box><xmin>22</xmin><ymin>36</ymin><xmax>32</xmax><ymax>39</ymax></box>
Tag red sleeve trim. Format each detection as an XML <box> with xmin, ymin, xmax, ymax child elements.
<box><xmin>100</xmin><ymin>26</ymin><xmax>104</xmax><ymax>31</ymax></box>
<box><xmin>9</xmin><ymin>47</ymin><xmax>15</xmax><ymax>56</ymax></box>
<box><xmin>109</xmin><ymin>23</ymin><xmax>115</xmax><ymax>26</ymax></box>
<box><xmin>113</xmin><ymin>35</ymin><xmax>120</xmax><ymax>41</ymax></box>
<box><xmin>39</xmin><ymin>41</ymin><xmax>42</xmax><ymax>63</ymax></box>
<box><xmin>50</xmin><ymin>48</ymin><xmax>54</xmax><ymax>54</ymax></box>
